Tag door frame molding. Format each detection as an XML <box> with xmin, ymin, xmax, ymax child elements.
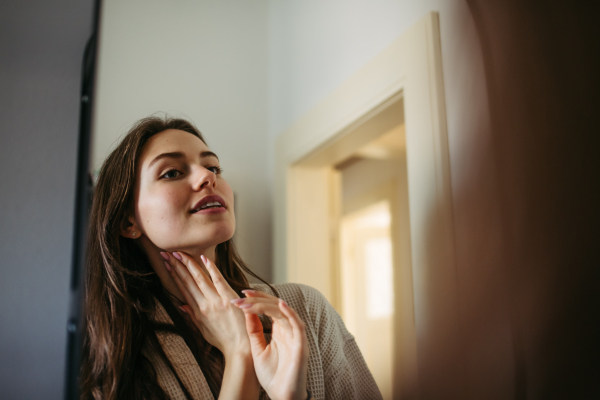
<box><xmin>273</xmin><ymin>12</ymin><xmax>457</xmax><ymax>397</ymax></box>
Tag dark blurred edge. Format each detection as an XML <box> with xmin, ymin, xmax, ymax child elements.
<box><xmin>64</xmin><ymin>0</ymin><xmax>102</xmax><ymax>398</ymax></box>
<box><xmin>466</xmin><ymin>1</ymin><xmax>600</xmax><ymax>398</ymax></box>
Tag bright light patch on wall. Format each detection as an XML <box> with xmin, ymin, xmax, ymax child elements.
<box><xmin>365</xmin><ymin>237</ymin><xmax>394</xmax><ymax>319</ymax></box>
<box><xmin>354</xmin><ymin>206</ymin><xmax>391</xmax><ymax>229</ymax></box>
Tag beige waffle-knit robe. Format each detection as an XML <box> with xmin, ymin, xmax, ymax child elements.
<box><xmin>144</xmin><ymin>283</ymin><xmax>383</xmax><ymax>400</ymax></box>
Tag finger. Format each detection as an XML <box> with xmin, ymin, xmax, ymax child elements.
<box><xmin>244</xmin><ymin>312</ymin><xmax>268</xmax><ymax>357</ymax></box>
<box><xmin>162</xmin><ymin>260</ymin><xmax>205</xmax><ymax>318</ymax></box>
<box><xmin>232</xmin><ymin>298</ymin><xmax>291</xmax><ymax>329</ymax></box>
<box><xmin>161</xmin><ymin>251</ymin><xmax>209</xmax><ymax>310</ymax></box>
<box><xmin>172</xmin><ymin>252</ymin><xmax>220</xmax><ymax>302</ymax></box>
<box><xmin>241</xmin><ymin>289</ymin><xmax>278</xmax><ymax>301</ymax></box>
<box><xmin>244</xmin><ymin>311</ymin><xmax>263</xmax><ymax>335</ymax></box>
<box><xmin>163</xmin><ymin>252</ymin><xmax>207</xmax><ymax>302</ymax></box>
<box><xmin>201</xmin><ymin>255</ymin><xmax>237</xmax><ymax>300</ymax></box>
<box><xmin>279</xmin><ymin>299</ymin><xmax>306</xmax><ymax>342</ymax></box>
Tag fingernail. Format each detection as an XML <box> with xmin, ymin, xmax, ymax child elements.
<box><xmin>241</xmin><ymin>289</ymin><xmax>255</xmax><ymax>294</ymax></box>
<box><xmin>239</xmin><ymin>303</ymin><xmax>252</xmax><ymax>309</ymax></box>
<box><xmin>178</xmin><ymin>306</ymin><xmax>187</xmax><ymax>313</ymax></box>
<box><xmin>164</xmin><ymin>261</ymin><xmax>172</xmax><ymax>272</ymax></box>
<box><xmin>159</xmin><ymin>252</ymin><xmax>169</xmax><ymax>261</ymax></box>
<box><xmin>280</xmin><ymin>299</ymin><xmax>288</xmax><ymax>307</ymax></box>
<box><xmin>200</xmin><ymin>255</ymin><xmax>207</xmax><ymax>264</ymax></box>
<box><xmin>172</xmin><ymin>252</ymin><xmax>182</xmax><ymax>260</ymax></box>
<box><xmin>230</xmin><ymin>298</ymin><xmax>245</xmax><ymax>305</ymax></box>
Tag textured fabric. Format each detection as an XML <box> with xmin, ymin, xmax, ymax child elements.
<box><xmin>146</xmin><ymin>283</ymin><xmax>382</xmax><ymax>400</ymax></box>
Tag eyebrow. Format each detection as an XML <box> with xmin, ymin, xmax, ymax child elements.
<box><xmin>147</xmin><ymin>150</ymin><xmax>219</xmax><ymax>168</ymax></box>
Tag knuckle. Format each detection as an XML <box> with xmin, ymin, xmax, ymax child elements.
<box><xmin>191</xmin><ymin>271</ymin><xmax>204</xmax><ymax>285</ymax></box>
<box><xmin>221</xmin><ymin>299</ymin><xmax>233</xmax><ymax>309</ymax></box>
<box><xmin>198</xmin><ymin>303</ymin><xmax>209</xmax><ymax>315</ymax></box>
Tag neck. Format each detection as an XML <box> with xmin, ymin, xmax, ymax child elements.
<box><xmin>140</xmin><ymin>238</ymin><xmax>217</xmax><ymax>303</ymax></box>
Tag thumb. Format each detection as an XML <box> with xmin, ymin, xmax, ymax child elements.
<box><xmin>244</xmin><ymin>313</ymin><xmax>267</xmax><ymax>357</ymax></box>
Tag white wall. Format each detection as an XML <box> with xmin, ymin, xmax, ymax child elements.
<box><xmin>266</xmin><ymin>0</ymin><xmax>494</xmax><ymax>280</ymax></box>
<box><xmin>267</xmin><ymin>0</ymin><xmax>489</xmax><ymax>187</ymax></box>
<box><xmin>94</xmin><ymin>0</ymin><xmax>272</xmax><ymax>279</ymax></box>
<box><xmin>94</xmin><ymin>0</ymin><xmax>488</xmax><ymax>288</ymax></box>
<box><xmin>268</xmin><ymin>0</ymin><xmax>446</xmax><ymax>138</ymax></box>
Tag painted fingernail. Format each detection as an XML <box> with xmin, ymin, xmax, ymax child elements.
<box><xmin>239</xmin><ymin>303</ymin><xmax>252</xmax><ymax>309</ymax></box>
<box><xmin>280</xmin><ymin>299</ymin><xmax>288</xmax><ymax>307</ymax></box>
<box><xmin>172</xmin><ymin>252</ymin><xmax>182</xmax><ymax>260</ymax></box>
<box><xmin>230</xmin><ymin>298</ymin><xmax>245</xmax><ymax>305</ymax></box>
<box><xmin>178</xmin><ymin>306</ymin><xmax>187</xmax><ymax>313</ymax></box>
<box><xmin>159</xmin><ymin>252</ymin><xmax>169</xmax><ymax>261</ymax></box>
<box><xmin>241</xmin><ymin>289</ymin><xmax>255</xmax><ymax>294</ymax></box>
<box><xmin>200</xmin><ymin>254</ymin><xmax>207</xmax><ymax>264</ymax></box>
<box><xmin>164</xmin><ymin>261</ymin><xmax>172</xmax><ymax>272</ymax></box>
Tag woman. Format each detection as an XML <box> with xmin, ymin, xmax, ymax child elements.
<box><xmin>81</xmin><ymin>116</ymin><xmax>381</xmax><ymax>400</ymax></box>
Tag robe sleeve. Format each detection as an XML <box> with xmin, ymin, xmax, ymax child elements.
<box><xmin>272</xmin><ymin>283</ymin><xmax>383</xmax><ymax>400</ymax></box>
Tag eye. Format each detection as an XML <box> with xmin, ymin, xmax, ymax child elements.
<box><xmin>160</xmin><ymin>169</ymin><xmax>182</xmax><ymax>179</ymax></box>
<box><xmin>206</xmin><ymin>166</ymin><xmax>223</xmax><ymax>175</ymax></box>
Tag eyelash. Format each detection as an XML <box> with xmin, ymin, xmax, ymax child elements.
<box><xmin>159</xmin><ymin>166</ymin><xmax>223</xmax><ymax>180</ymax></box>
<box><xmin>160</xmin><ymin>169</ymin><xmax>182</xmax><ymax>179</ymax></box>
<box><xmin>207</xmin><ymin>166</ymin><xmax>223</xmax><ymax>175</ymax></box>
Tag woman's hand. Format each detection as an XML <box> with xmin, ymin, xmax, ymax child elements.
<box><xmin>232</xmin><ymin>290</ymin><xmax>310</xmax><ymax>400</ymax></box>
<box><xmin>160</xmin><ymin>252</ymin><xmax>249</xmax><ymax>360</ymax></box>
<box><xmin>161</xmin><ymin>252</ymin><xmax>261</xmax><ymax>400</ymax></box>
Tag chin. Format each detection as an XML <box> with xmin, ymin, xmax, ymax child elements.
<box><xmin>197</xmin><ymin>227</ymin><xmax>235</xmax><ymax>248</ymax></box>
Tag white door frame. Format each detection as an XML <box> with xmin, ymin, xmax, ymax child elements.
<box><xmin>273</xmin><ymin>12</ymin><xmax>457</xmax><ymax>397</ymax></box>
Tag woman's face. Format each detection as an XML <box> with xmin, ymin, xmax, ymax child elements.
<box><xmin>130</xmin><ymin>129</ymin><xmax>235</xmax><ymax>254</ymax></box>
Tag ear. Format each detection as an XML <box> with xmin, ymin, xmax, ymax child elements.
<box><xmin>120</xmin><ymin>215</ymin><xmax>142</xmax><ymax>239</ymax></box>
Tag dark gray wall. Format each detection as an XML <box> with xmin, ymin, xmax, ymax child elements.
<box><xmin>0</xmin><ymin>1</ymin><xmax>94</xmax><ymax>398</ymax></box>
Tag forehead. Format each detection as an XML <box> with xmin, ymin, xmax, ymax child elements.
<box><xmin>140</xmin><ymin>129</ymin><xmax>208</xmax><ymax>165</ymax></box>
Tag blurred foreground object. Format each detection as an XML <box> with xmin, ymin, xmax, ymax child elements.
<box><xmin>421</xmin><ymin>1</ymin><xmax>600</xmax><ymax>399</ymax></box>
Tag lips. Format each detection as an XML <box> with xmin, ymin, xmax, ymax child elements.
<box><xmin>190</xmin><ymin>195</ymin><xmax>227</xmax><ymax>213</ymax></box>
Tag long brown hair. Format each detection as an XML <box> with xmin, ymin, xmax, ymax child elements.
<box><xmin>80</xmin><ymin>116</ymin><xmax>274</xmax><ymax>400</ymax></box>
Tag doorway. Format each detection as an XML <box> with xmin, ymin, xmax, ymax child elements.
<box><xmin>281</xmin><ymin>95</ymin><xmax>412</xmax><ymax>399</ymax></box>
<box><xmin>274</xmin><ymin>12</ymin><xmax>456</xmax><ymax>399</ymax></box>
<box><xmin>336</xmin><ymin>114</ymin><xmax>408</xmax><ymax>400</ymax></box>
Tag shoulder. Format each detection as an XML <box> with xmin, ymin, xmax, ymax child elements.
<box><xmin>251</xmin><ymin>282</ymin><xmax>327</xmax><ymax>310</ymax></box>
<box><xmin>251</xmin><ymin>282</ymin><xmax>353</xmax><ymax>341</ymax></box>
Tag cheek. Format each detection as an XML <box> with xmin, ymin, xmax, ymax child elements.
<box><xmin>136</xmin><ymin>188</ymin><xmax>183</xmax><ymax>230</ymax></box>
<box><xmin>221</xmin><ymin>182</ymin><xmax>235</xmax><ymax>208</ymax></box>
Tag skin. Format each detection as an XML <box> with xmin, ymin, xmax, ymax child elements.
<box><xmin>120</xmin><ymin>129</ymin><xmax>310</xmax><ymax>400</ymax></box>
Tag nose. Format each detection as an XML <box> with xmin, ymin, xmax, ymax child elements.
<box><xmin>191</xmin><ymin>165</ymin><xmax>216</xmax><ymax>191</ymax></box>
